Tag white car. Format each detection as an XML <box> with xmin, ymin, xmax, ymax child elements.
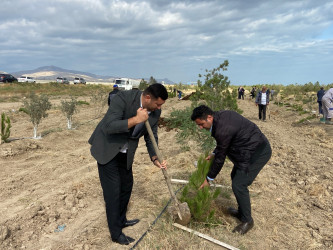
<box><xmin>74</xmin><ymin>77</ymin><xmax>86</xmax><ymax>84</ymax></box>
<box><xmin>18</xmin><ymin>76</ymin><xmax>36</xmax><ymax>83</ymax></box>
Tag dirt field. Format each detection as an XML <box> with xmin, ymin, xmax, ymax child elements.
<box><xmin>0</xmin><ymin>94</ymin><xmax>332</xmax><ymax>249</ymax></box>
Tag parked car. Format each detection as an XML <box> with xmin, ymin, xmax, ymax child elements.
<box><xmin>56</xmin><ymin>77</ymin><xmax>69</xmax><ymax>84</ymax></box>
<box><xmin>74</xmin><ymin>77</ymin><xmax>86</xmax><ymax>84</ymax></box>
<box><xmin>0</xmin><ymin>74</ymin><xmax>17</xmax><ymax>83</ymax></box>
<box><xmin>18</xmin><ymin>76</ymin><xmax>36</xmax><ymax>83</ymax></box>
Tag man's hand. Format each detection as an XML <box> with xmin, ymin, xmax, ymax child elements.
<box><xmin>128</xmin><ymin>107</ymin><xmax>148</xmax><ymax>128</ymax></box>
<box><xmin>136</xmin><ymin>107</ymin><xmax>149</xmax><ymax>123</ymax></box>
<box><xmin>199</xmin><ymin>178</ymin><xmax>210</xmax><ymax>189</ymax></box>
<box><xmin>205</xmin><ymin>154</ymin><xmax>214</xmax><ymax>161</ymax></box>
<box><xmin>153</xmin><ymin>159</ymin><xmax>167</xmax><ymax>169</ymax></box>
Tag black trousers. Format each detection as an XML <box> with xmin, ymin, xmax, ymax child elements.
<box><xmin>258</xmin><ymin>104</ymin><xmax>267</xmax><ymax>120</ymax></box>
<box><xmin>98</xmin><ymin>152</ymin><xmax>133</xmax><ymax>240</ymax></box>
<box><xmin>231</xmin><ymin>141</ymin><xmax>272</xmax><ymax>222</ymax></box>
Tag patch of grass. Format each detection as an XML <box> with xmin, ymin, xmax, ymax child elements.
<box><xmin>41</xmin><ymin>127</ymin><xmax>63</xmax><ymax>137</ymax></box>
<box><xmin>180</xmin><ymin>145</ymin><xmax>190</xmax><ymax>151</ymax></box>
<box><xmin>298</xmin><ymin>110</ymin><xmax>309</xmax><ymax>115</ymax></box>
<box><xmin>220</xmin><ymin>189</ymin><xmax>232</xmax><ymax>199</ymax></box>
<box><xmin>19</xmin><ymin>107</ymin><xmax>29</xmax><ymax>114</ymax></box>
<box><xmin>77</xmin><ymin>100</ymin><xmax>90</xmax><ymax>105</ymax></box>
<box><xmin>297</xmin><ymin>114</ymin><xmax>316</xmax><ymax>124</ymax></box>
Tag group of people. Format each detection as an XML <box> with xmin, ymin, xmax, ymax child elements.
<box><xmin>317</xmin><ymin>87</ymin><xmax>333</xmax><ymax>125</ymax></box>
<box><xmin>89</xmin><ymin>83</ymin><xmax>272</xmax><ymax>245</ymax></box>
<box><xmin>91</xmin><ymin>82</ymin><xmax>332</xmax><ymax>246</ymax></box>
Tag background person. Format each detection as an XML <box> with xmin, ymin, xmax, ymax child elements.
<box><xmin>255</xmin><ymin>86</ymin><xmax>270</xmax><ymax>121</ymax></box>
<box><xmin>191</xmin><ymin>105</ymin><xmax>272</xmax><ymax>235</ymax></box>
<box><xmin>250</xmin><ymin>86</ymin><xmax>257</xmax><ymax>99</ymax></box>
<box><xmin>321</xmin><ymin>87</ymin><xmax>333</xmax><ymax>125</ymax></box>
<box><xmin>177</xmin><ymin>90</ymin><xmax>182</xmax><ymax>100</ymax></box>
<box><xmin>238</xmin><ymin>86</ymin><xmax>245</xmax><ymax>100</ymax></box>
<box><xmin>108</xmin><ymin>84</ymin><xmax>120</xmax><ymax>106</ymax></box>
<box><xmin>89</xmin><ymin>84</ymin><xmax>168</xmax><ymax>245</ymax></box>
<box><xmin>317</xmin><ymin>87</ymin><xmax>325</xmax><ymax>118</ymax></box>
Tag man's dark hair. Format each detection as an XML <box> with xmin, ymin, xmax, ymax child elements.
<box><xmin>191</xmin><ymin>105</ymin><xmax>213</xmax><ymax>121</ymax></box>
<box><xmin>143</xmin><ymin>83</ymin><xmax>168</xmax><ymax>100</ymax></box>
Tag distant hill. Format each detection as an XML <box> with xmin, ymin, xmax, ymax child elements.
<box><xmin>10</xmin><ymin>65</ymin><xmax>115</xmax><ymax>82</ymax></box>
<box><xmin>10</xmin><ymin>65</ymin><xmax>175</xmax><ymax>84</ymax></box>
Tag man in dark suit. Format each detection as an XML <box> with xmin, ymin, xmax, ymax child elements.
<box><xmin>89</xmin><ymin>84</ymin><xmax>168</xmax><ymax>245</ymax></box>
<box><xmin>191</xmin><ymin>105</ymin><xmax>271</xmax><ymax>235</ymax></box>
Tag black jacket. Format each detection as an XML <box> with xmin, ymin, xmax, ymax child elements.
<box><xmin>108</xmin><ymin>89</ymin><xmax>120</xmax><ymax>106</ymax></box>
<box><xmin>317</xmin><ymin>89</ymin><xmax>325</xmax><ymax>102</ymax></box>
<box><xmin>208</xmin><ymin>110</ymin><xmax>269</xmax><ymax>179</ymax></box>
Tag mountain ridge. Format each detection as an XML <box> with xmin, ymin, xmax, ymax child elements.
<box><xmin>10</xmin><ymin>65</ymin><xmax>175</xmax><ymax>84</ymax></box>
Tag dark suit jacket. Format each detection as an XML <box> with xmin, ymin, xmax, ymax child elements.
<box><xmin>88</xmin><ymin>89</ymin><xmax>159</xmax><ymax>168</ymax></box>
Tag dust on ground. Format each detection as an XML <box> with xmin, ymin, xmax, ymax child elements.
<box><xmin>0</xmin><ymin>95</ymin><xmax>332</xmax><ymax>249</ymax></box>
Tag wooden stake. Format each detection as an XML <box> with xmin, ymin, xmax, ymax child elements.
<box><xmin>173</xmin><ymin>223</ymin><xmax>240</xmax><ymax>250</ymax></box>
<box><xmin>144</xmin><ymin>121</ymin><xmax>183</xmax><ymax>220</ymax></box>
<box><xmin>171</xmin><ymin>179</ymin><xmax>258</xmax><ymax>193</ymax></box>
<box><xmin>171</xmin><ymin>179</ymin><xmax>231</xmax><ymax>189</ymax></box>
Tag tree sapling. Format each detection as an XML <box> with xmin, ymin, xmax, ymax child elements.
<box><xmin>23</xmin><ymin>93</ymin><xmax>52</xmax><ymax>138</ymax></box>
<box><xmin>61</xmin><ymin>97</ymin><xmax>79</xmax><ymax>129</ymax></box>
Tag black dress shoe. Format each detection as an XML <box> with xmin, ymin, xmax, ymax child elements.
<box><xmin>112</xmin><ymin>233</ymin><xmax>135</xmax><ymax>245</ymax></box>
<box><xmin>232</xmin><ymin>219</ymin><xmax>254</xmax><ymax>235</ymax></box>
<box><xmin>227</xmin><ymin>207</ymin><xmax>241</xmax><ymax>219</ymax></box>
<box><xmin>123</xmin><ymin>219</ymin><xmax>140</xmax><ymax>228</ymax></box>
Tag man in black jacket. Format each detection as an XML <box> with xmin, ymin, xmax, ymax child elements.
<box><xmin>89</xmin><ymin>84</ymin><xmax>168</xmax><ymax>245</ymax></box>
<box><xmin>191</xmin><ymin>105</ymin><xmax>272</xmax><ymax>234</ymax></box>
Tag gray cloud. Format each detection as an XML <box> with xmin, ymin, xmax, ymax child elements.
<box><xmin>1</xmin><ymin>0</ymin><xmax>333</xmax><ymax>84</ymax></box>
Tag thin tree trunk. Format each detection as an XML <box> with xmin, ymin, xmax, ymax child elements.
<box><xmin>33</xmin><ymin>126</ymin><xmax>38</xmax><ymax>138</ymax></box>
<box><xmin>67</xmin><ymin>117</ymin><xmax>72</xmax><ymax>129</ymax></box>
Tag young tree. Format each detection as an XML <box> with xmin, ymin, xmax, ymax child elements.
<box><xmin>167</xmin><ymin>61</ymin><xmax>240</xmax><ymax>152</ymax></box>
<box><xmin>192</xmin><ymin>60</ymin><xmax>242</xmax><ymax>113</ymax></box>
<box><xmin>61</xmin><ymin>97</ymin><xmax>79</xmax><ymax>129</ymax></box>
<box><xmin>1</xmin><ymin>113</ymin><xmax>11</xmax><ymax>144</ymax></box>
<box><xmin>181</xmin><ymin>154</ymin><xmax>221</xmax><ymax>222</ymax></box>
<box><xmin>139</xmin><ymin>78</ymin><xmax>149</xmax><ymax>90</ymax></box>
<box><xmin>148</xmin><ymin>76</ymin><xmax>157</xmax><ymax>85</ymax></box>
<box><xmin>23</xmin><ymin>93</ymin><xmax>52</xmax><ymax>138</ymax></box>
<box><xmin>90</xmin><ymin>89</ymin><xmax>107</xmax><ymax>118</ymax></box>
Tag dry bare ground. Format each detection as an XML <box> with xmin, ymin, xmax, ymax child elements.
<box><xmin>0</xmin><ymin>94</ymin><xmax>332</xmax><ymax>250</ymax></box>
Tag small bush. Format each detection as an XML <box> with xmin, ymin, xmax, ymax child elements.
<box><xmin>167</xmin><ymin>106</ymin><xmax>216</xmax><ymax>152</ymax></box>
<box><xmin>1</xmin><ymin>113</ymin><xmax>11</xmax><ymax>143</ymax></box>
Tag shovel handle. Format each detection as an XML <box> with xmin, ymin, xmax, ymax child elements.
<box><xmin>144</xmin><ymin>120</ymin><xmax>180</xmax><ymax>205</ymax></box>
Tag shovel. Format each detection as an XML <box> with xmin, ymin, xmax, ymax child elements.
<box><xmin>144</xmin><ymin>120</ymin><xmax>191</xmax><ymax>226</ymax></box>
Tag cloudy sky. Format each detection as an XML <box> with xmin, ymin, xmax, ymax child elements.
<box><xmin>1</xmin><ymin>0</ymin><xmax>333</xmax><ymax>85</ymax></box>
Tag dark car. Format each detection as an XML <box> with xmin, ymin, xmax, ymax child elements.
<box><xmin>0</xmin><ymin>74</ymin><xmax>17</xmax><ymax>83</ymax></box>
